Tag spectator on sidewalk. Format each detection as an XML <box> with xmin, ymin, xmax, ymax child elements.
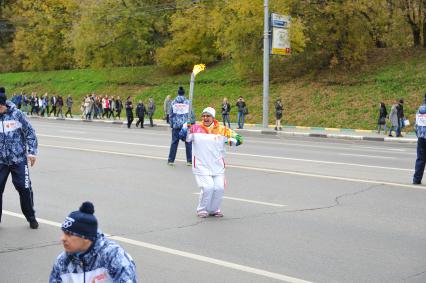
<box><xmin>49</xmin><ymin>201</ymin><xmax>137</xmax><ymax>282</ymax></box>
<box><xmin>167</xmin><ymin>86</ymin><xmax>192</xmax><ymax>166</ymax></box>
<box><xmin>147</xmin><ymin>97</ymin><xmax>155</xmax><ymax>127</ymax></box>
<box><xmin>49</xmin><ymin>94</ymin><xmax>57</xmax><ymax>117</ymax></box>
<box><xmin>0</xmin><ymin>87</ymin><xmax>39</xmax><ymax>229</ymax></box>
<box><xmin>396</xmin><ymin>98</ymin><xmax>405</xmax><ymax>137</ymax></box>
<box><xmin>57</xmin><ymin>95</ymin><xmax>64</xmax><ymax>118</ymax></box>
<box><xmin>413</xmin><ymin>94</ymin><xmax>426</xmax><ymax>185</ymax></box>
<box><xmin>221</xmin><ymin>97</ymin><xmax>231</xmax><ymax>128</ymax></box>
<box><xmin>116</xmin><ymin>96</ymin><xmax>123</xmax><ymax>120</ymax></box>
<box><xmin>135</xmin><ymin>100</ymin><xmax>146</xmax><ymax>128</ymax></box>
<box><xmin>65</xmin><ymin>95</ymin><xmax>73</xmax><ymax>118</ymax></box>
<box><xmin>125</xmin><ymin>96</ymin><xmax>134</xmax><ymax>128</ymax></box>
<box><xmin>40</xmin><ymin>93</ymin><xmax>48</xmax><ymax>117</ymax></box>
<box><xmin>163</xmin><ymin>95</ymin><xmax>172</xmax><ymax>124</ymax></box>
<box><xmin>377</xmin><ymin>102</ymin><xmax>387</xmax><ymax>134</ymax></box>
<box><xmin>275</xmin><ymin>98</ymin><xmax>284</xmax><ymax>131</ymax></box>
<box><xmin>236</xmin><ymin>96</ymin><xmax>247</xmax><ymax>129</ymax></box>
<box><xmin>388</xmin><ymin>100</ymin><xmax>399</xmax><ymax>137</ymax></box>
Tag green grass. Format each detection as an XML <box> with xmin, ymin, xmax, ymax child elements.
<box><xmin>0</xmin><ymin>48</ymin><xmax>425</xmax><ymax>130</ymax></box>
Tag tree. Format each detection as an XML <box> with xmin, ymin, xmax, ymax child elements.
<box><xmin>155</xmin><ymin>0</ymin><xmax>219</xmax><ymax>73</ymax></box>
<box><xmin>69</xmin><ymin>0</ymin><xmax>170</xmax><ymax>68</ymax></box>
<box><xmin>399</xmin><ymin>0</ymin><xmax>424</xmax><ymax>46</ymax></box>
<box><xmin>12</xmin><ymin>0</ymin><xmax>78</xmax><ymax>70</ymax></box>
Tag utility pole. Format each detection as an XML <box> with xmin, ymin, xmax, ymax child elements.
<box><xmin>262</xmin><ymin>0</ymin><xmax>270</xmax><ymax>129</ymax></box>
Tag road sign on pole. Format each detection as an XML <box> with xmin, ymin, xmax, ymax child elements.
<box><xmin>271</xmin><ymin>13</ymin><xmax>291</xmax><ymax>55</ymax></box>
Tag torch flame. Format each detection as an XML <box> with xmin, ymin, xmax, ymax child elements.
<box><xmin>192</xmin><ymin>64</ymin><xmax>206</xmax><ymax>76</ymax></box>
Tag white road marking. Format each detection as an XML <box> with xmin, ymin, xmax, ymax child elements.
<box><xmin>228</xmin><ymin>152</ymin><xmax>411</xmax><ymax>172</ymax></box>
<box><xmin>3</xmin><ymin>210</ymin><xmax>313</xmax><ymax>283</ymax></box>
<box><xmin>40</xmin><ymin>144</ymin><xmax>426</xmax><ymax>190</ymax></box>
<box><xmin>192</xmin><ymin>193</ymin><xmax>287</xmax><ymax>207</ymax></box>
<box><xmin>38</xmin><ymin>135</ymin><xmax>411</xmax><ymax>172</ymax></box>
<box><xmin>339</xmin><ymin>153</ymin><xmax>396</xmax><ymax>159</ymax></box>
<box><xmin>58</xmin><ymin>130</ymin><xmax>87</xmax><ymax>134</ymax></box>
<box><xmin>250</xmin><ymin>139</ymin><xmax>410</xmax><ymax>153</ymax></box>
<box><xmin>39</xmin><ymin>134</ymin><xmax>170</xmax><ymax>148</ymax></box>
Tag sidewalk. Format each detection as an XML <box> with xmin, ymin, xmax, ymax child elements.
<box><xmin>30</xmin><ymin>115</ymin><xmax>418</xmax><ymax>144</ymax></box>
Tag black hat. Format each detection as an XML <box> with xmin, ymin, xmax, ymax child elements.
<box><xmin>61</xmin><ymin>202</ymin><xmax>98</xmax><ymax>240</ymax></box>
<box><xmin>0</xmin><ymin>87</ymin><xmax>6</xmax><ymax>105</ymax></box>
<box><xmin>178</xmin><ymin>86</ymin><xmax>185</xmax><ymax>96</ymax></box>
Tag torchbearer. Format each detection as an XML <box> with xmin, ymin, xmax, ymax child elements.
<box><xmin>180</xmin><ymin>107</ymin><xmax>243</xmax><ymax>218</ymax></box>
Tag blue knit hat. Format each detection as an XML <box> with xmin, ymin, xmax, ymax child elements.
<box><xmin>0</xmin><ymin>87</ymin><xmax>6</xmax><ymax>105</ymax></box>
<box><xmin>61</xmin><ymin>202</ymin><xmax>98</xmax><ymax>240</ymax></box>
<box><xmin>178</xmin><ymin>86</ymin><xmax>185</xmax><ymax>96</ymax></box>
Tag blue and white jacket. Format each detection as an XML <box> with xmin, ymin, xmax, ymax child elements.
<box><xmin>0</xmin><ymin>101</ymin><xmax>38</xmax><ymax>165</ymax></box>
<box><xmin>169</xmin><ymin>95</ymin><xmax>193</xmax><ymax>129</ymax></box>
<box><xmin>415</xmin><ymin>104</ymin><xmax>426</xmax><ymax>138</ymax></box>
<box><xmin>50</xmin><ymin>233</ymin><xmax>137</xmax><ymax>283</ymax></box>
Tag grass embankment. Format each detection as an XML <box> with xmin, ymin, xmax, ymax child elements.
<box><xmin>0</xmin><ymin>48</ymin><xmax>425</xmax><ymax>130</ymax></box>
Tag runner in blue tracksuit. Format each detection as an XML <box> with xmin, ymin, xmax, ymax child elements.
<box><xmin>413</xmin><ymin>94</ymin><xmax>426</xmax><ymax>184</ymax></box>
<box><xmin>167</xmin><ymin>86</ymin><xmax>193</xmax><ymax>165</ymax></box>
<box><xmin>0</xmin><ymin>88</ymin><xmax>39</xmax><ymax>229</ymax></box>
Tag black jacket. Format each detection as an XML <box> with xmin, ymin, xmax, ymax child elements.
<box><xmin>136</xmin><ymin>103</ymin><xmax>146</xmax><ymax>118</ymax></box>
<box><xmin>221</xmin><ymin>102</ymin><xmax>231</xmax><ymax>115</ymax></box>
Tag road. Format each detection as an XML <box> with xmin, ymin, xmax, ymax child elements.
<box><xmin>0</xmin><ymin>119</ymin><xmax>425</xmax><ymax>283</ymax></box>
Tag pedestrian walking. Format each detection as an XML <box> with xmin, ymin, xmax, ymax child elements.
<box><xmin>388</xmin><ymin>100</ymin><xmax>399</xmax><ymax>137</ymax></box>
<box><xmin>135</xmin><ymin>100</ymin><xmax>146</xmax><ymax>128</ymax></box>
<box><xmin>147</xmin><ymin>97</ymin><xmax>155</xmax><ymax>127</ymax></box>
<box><xmin>163</xmin><ymin>95</ymin><xmax>172</xmax><ymax>124</ymax></box>
<box><xmin>377</xmin><ymin>102</ymin><xmax>387</xmax><ymax>134</ymax></box>
<box><xmin>65</xmin><ymin>95</ymin><xmax>73</xmax><ymax>118</ymax></box>
<box><xmin>274</xmin><ymin>98</ymin><xmax>284</xmax><ymax>131</ymax></box>
<box><xmin>180</xmin><ymin>107</ymin><xmax>243</xmax><ymax>218</ymax></box>
<box><xmin>167</xmin><ymin>87</ymin><xmax>192</xmax><ymax>166</ymax></box>
<box><xmin>49</xmin><ymin>95</ymin><xmax>57</xmax><ymax>117</ymax></box>
<box><xmin>125</xmin><ymin>96</ymin><xmax>134</xmax><ymax>128</ymax></box>
<box><xmin>221</xmin><ymin>97</ymin><xmax>231</xmax><ymax>128</ymax></box>
<box><xmin>56</xmin><ymin>95</ymin><xmax>64</xmax><ymax>118</ymax></box>
<box><xmin>413</xmin><ymin>94</ymin><xmax>426</xmax><ymax>185</ymax></box>
<box><xmin>40</xmin><ymin>93</ymin><xmax>48</xmax><ymax>117</ymax></box>
<box><xmin>49</xmin><ymin>201</ymin><xmax>137</xmax><ymax>282</ymax></box>
<box><xmin>116</xmin><ymin>96</ymin><xmax>123</xmax><ymax>120</ymax></box>
<box><xmin>109</xmin><ymin>96</ymin><xmax>115</xmax><ymax>119</ymax></box>
<box><xmin>396</xmin><ymin>99</ymin><xmax>405</xmax><ymax>137</ymax></box>
<box><xmin>236</xmin><ymin>96</ymin><xmax>247</xmax><ymax>129</ymax></box>
<box><xmin>0</xmin><ymin>88</ymin><xmax>39</xmax><ymax>229</ymax></box>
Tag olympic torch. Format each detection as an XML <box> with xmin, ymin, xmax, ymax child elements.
<box><xmin>188</xmin><ymin>64</ymin><xmax>206</xmax><ymax>119</ymax></box>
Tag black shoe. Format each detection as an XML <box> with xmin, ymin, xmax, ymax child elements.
<box><xmin>413</xmin><ymin>181</ymin><xmax>421</xmax><ymax>185</ymax></box>
<box><xmin>29</xmin><ymin>220</ymin><xmax>39</xmax><ymax>229</ymax></box>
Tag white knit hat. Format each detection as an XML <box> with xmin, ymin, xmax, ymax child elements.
<box><xmin>202</xmin><ymin>107</ymin><xmax>216</xmax><ymax>118</ymax></box>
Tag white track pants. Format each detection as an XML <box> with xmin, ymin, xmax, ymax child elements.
<box><xmin>195</xmin><ymin>174</ymin><xmax>225</xmax><ymax>213</ymax></box>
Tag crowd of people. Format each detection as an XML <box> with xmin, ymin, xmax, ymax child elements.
<box><xmin>9</xmin><ymin>92</ymin><xmax>74</xmax><ymax>119</ymax></box>
<box><xmin>8</xmin><ymin>90</ymin><xmax>287</xmax><ymax>131</ymax></box>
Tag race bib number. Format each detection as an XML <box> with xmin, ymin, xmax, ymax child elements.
<box><xmin>416</xmin><ymin>113</ymin><xmax>426</xmax><ymax>126</ymax></box>
<box><xmin>172</xmin><ymin>103</ymin><xmax>189</xmax><ymax>115</ymax></box>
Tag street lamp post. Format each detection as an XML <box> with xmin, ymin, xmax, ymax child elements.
<box><xmin>263</xmin><ymin>0</ymin><xmax>270</xmax><ymax>129</ymax></box>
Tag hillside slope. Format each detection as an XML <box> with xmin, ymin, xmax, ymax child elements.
<box><xmin>0</xmin><ymin>48</ymin><xmax>425</xmax><ymax>130</ymax></box>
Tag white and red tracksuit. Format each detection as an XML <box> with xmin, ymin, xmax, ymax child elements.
<box><xmin>186</xmin><ymin>120</ymin><xmax>238</xmax><ymax>214</ymax></box>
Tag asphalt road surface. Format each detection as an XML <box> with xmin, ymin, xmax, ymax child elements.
<box><xmin>1</xmin><ymin>119</ymin><xmax>425</xmax><ymax>283</ymax></box>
